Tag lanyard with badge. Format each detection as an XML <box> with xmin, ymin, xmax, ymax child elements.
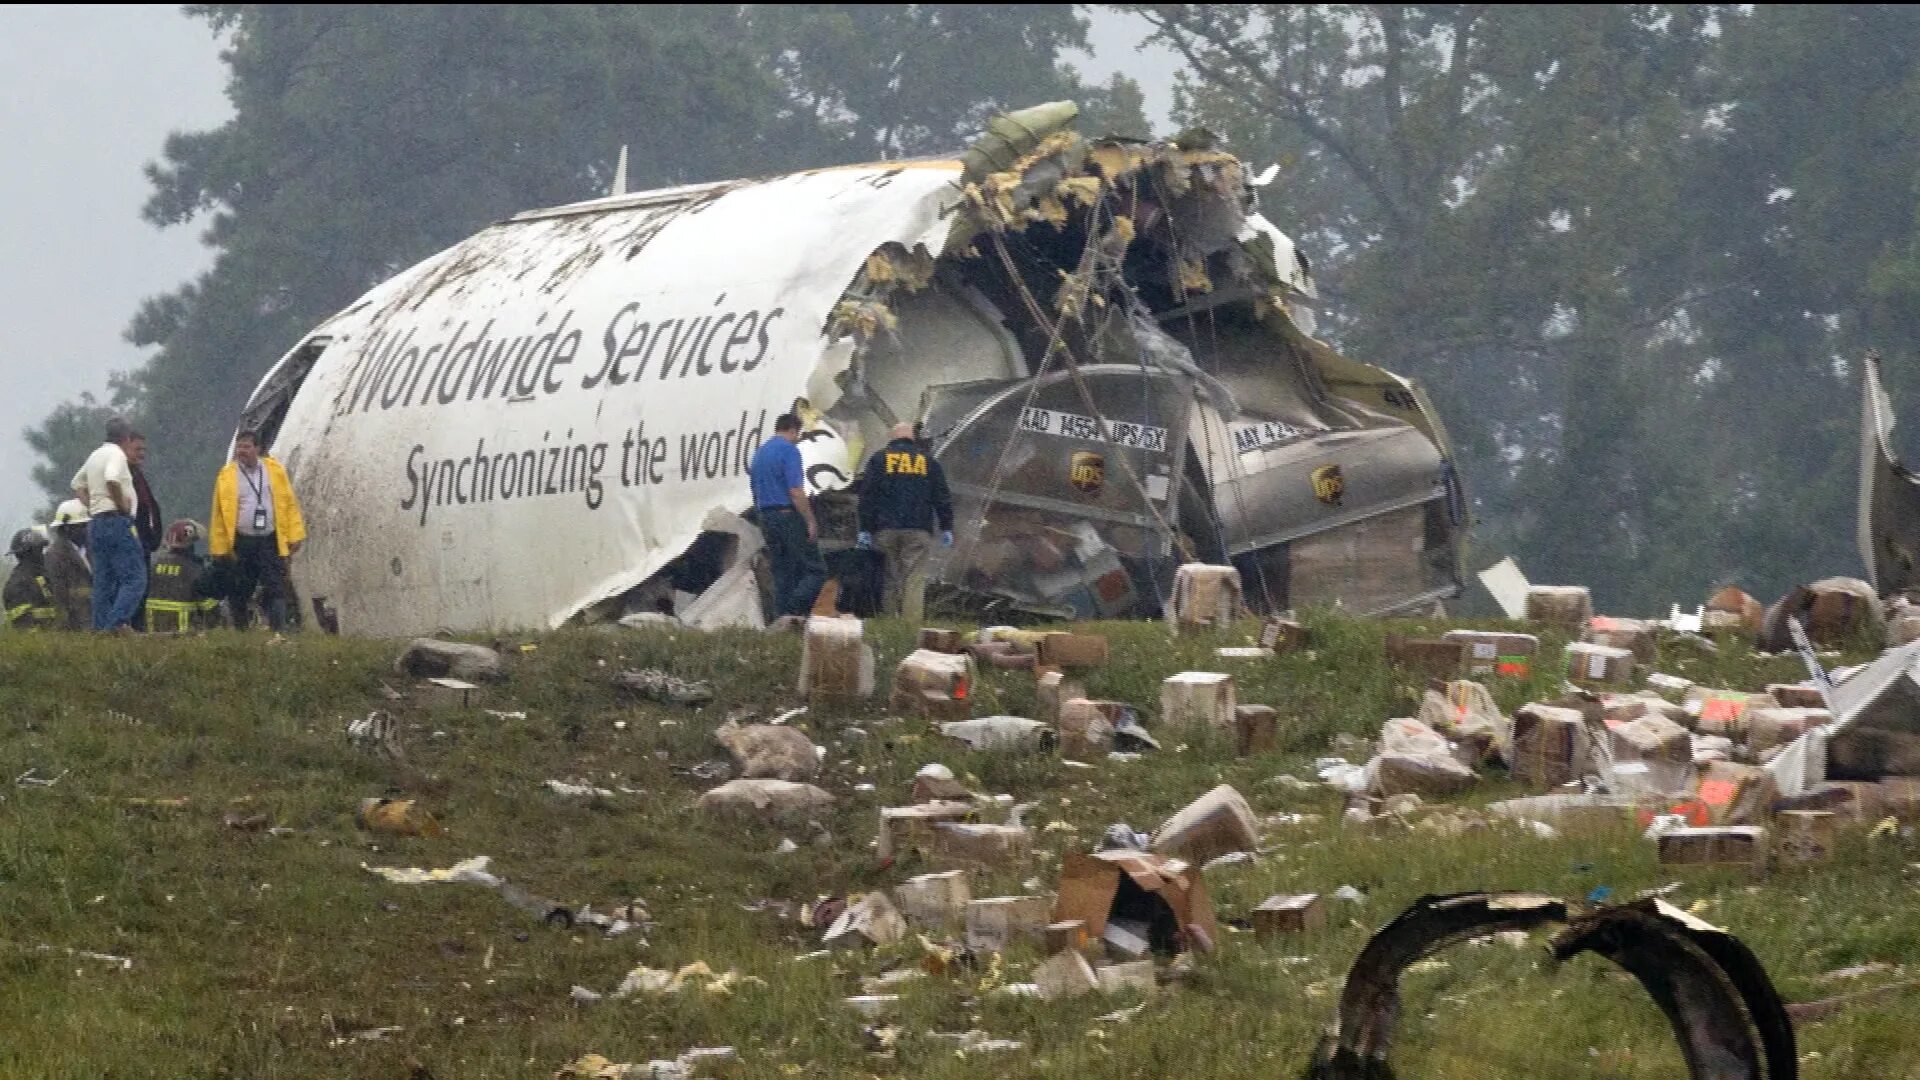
<box><xmin>243</xmin><ymin>464</ymin><xmax>269</xmax><ymax>532</ymax></box>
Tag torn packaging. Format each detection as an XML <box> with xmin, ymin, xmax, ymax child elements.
<box><xmin>1441</xmin><ymin>630</ymin><xmax>1538</xmax><ymax>678</ymax></box>
<box><xmin>1053</xmin><ymin>850</ymin><xmax>1216</xmax><ymax>957</ymax></box>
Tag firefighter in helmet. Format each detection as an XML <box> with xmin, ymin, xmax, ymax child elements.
<box><xmin>44</xmin><ymin>500</ymin><xmax>93</xmax><ymax>631</ymax></box>
<box><xmin>145</xmin><ymin>519</ymin><xmax>223</xmax><ymax>633</ymax></box>
<box><xmin>4</xmin><ymin>527</ymin><xmax>58</xmax><ymax>630</ymax></box>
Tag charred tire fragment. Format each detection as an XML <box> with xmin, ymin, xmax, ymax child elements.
<box><xmin>1304</xmin><ymin>892</ymin><xmax>1796</xmax><ymax>1080</ymax></box>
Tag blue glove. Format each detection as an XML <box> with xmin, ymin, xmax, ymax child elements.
<box><xmin>941</xmin><ymin>530</ymin><xmax>954</xmax><ymax>548</ymax></box>
<box><xmin>856</xmin><ymin>531</ymin><xmax>873</xmax><ymax>550</ymax></box>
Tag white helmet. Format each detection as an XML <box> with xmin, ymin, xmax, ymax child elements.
<box><xmin>52</xmin><ymin>499</ymin><xmax>89</xmax><ymax>527</ymax></box>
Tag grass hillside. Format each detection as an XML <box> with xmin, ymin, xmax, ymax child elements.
<box><xmin>1</xmin><ymin>614</ymin><xmax>1917</xmax><ymax>1078</ymax></box>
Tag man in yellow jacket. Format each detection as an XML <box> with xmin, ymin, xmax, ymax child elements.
<box><xmin>209</xmin><ymin>429</ymin><xmax>306</xmax><ymax>632</ymax></box>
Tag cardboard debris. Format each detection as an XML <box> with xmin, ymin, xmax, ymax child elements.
<box><xmin>799</xmin><ymin>617</ymin><xmax>875</xmax><ymax>702</ymax></box>
<box><xmin>1768</xmin><ymin>683</ymin><xmax>1829</xmax><ymax>709</ymax></box>
<box><xmin>894</xmin><ymin>870</ymin><xmax>971</xmax><ymax>928</ymax></box>
<box><xmin>1880</xmin><ymin>777</ymin><xmax>1920</xmax><ymax>821</ymax></box>
<box><xmin>1160</xmin><ymin>672</ymin><xmax>1236</xmax><ymax>729</ymax></box>
<box><xmin>928</xmin><ymin>822</ymin><xmax>1032</xmax><ymax>871</ymax></box>
<box><xmin>889</xmin><ymin>649</ymin><xmax>974</xmax><ymax>722</ymax></box>
<box><xmin>714</xmin><ymin>719</ymin><xmax>820</xmax><ymax>782</ymax></box>
<box><xmin>1566</xmin><ymin>642</ymin><xmax>1634</xmax><ymax>688</ymax></box>
<box><xmin>1486</xmin><ymin>794</ymin><xmax>1653</xmax><ymax>831</ymax></box>
<box><xmin>1251</xmin><ymin>893</ymin><xmax>1326</xmax><ymax>937</ymax></box>
<box><xmin>1370</xmin><ymin>716</ymin><xmax>1476</xmax><ymax>796</ymax></box>
<box><xmin>1095</xmin><ymin>960</ymin><xmax>1158</xmax><ymax>995</ymax></box>
<box><xmin>1777</xmin><ymin>809</ymin><xmax>1837</xmax><ymax>863</ymax></box>
<box><xmin>1166</xmin><ymin>563</ymin><xmax>1241</xmax><ymax>631</ymax></box>
<box><xmin>696</xmin><ymin>779</ymin><xmax>834</xmax><ymax>822</ymax></box>
<box><xmin>1657</xmin><ymin>825</ymin><xmax>1768</xmax><ymax>868</ymax></box>
<box><xmin>1526</xmin><ymin>585</ymin><xmax>1593</xmax><ymax>631</ymax></box>
<box><xmin>1045</xmin><ymin>919</ymin><xmax>1090</xmax><ymax>954</ymax></box>
<box><xmin>1059</xmin><ymin>699</ymin><xmax>1146</xmax><ymax>758</ymax></box>
<box><xmin>1036</xmin><ymin>671</ymin><xmax>1088</xmax><ymax>723</ymax></box>
<box><xmin>1442</xmin><ymin>629</ymin><xmax>1539</xmax><ymax>678</ymax></box>
<box><xmin>912</xmin><ymin>771</ymin><xmax>973</xmax><ymax>803</ymax></box>
<box><xmin>965</xmin><ymin>895</ymin><xmax>1051</xmax><ymax>953</ymax></box>
<box><xmin>1815</xmin><ymin>781</ymin><xmax>1885</xmax><ymax>823</ymax></box>
<box><xmin>1698</xmin><ymin>761</ymin><xmax>1778</xmax><ymax>826</ymax></box>
<box><xmin>1747</xmin><ymin>708</ymin><xmax>1830</xmax><ymax>757</ymax></box>
<box><xmin>396</xmin><ymin>638</ymin><xmax>504</xmax><ymax>681</ymax></box>
<box><xmin>1038</xmin><ymin>632</ymin><xmax>1108</xmax><ymax>669</ymax></box>
<box><xmin>824</xmin><ymin>892</ymin><xmax>908</xmax><ymax>948</ymax></box>
<box><xmin>1373</xmin><ymin>752</ymin><xmax>1476</xmax><ymax>797</ymax></box>
<box><xmin>1150</xmin><ymin>785</ymin><xmax>1258</xmax><ymax>866</ymax></box>
<box><xmin>1383</xmin><ymin>636</ymin><xmax>1466</xmax><ymax>680</ymax></box>
<box><xmin>1258</xmin><ymin>616</ymin><xmax>1309</xmax><ymax>652</ymax></box>
<box><xmin>1235</xmin><ymin>705</ymin><xmax>1279</xmax><ymax>757</ymax></box>
<box><xmin>1033</xmin><ymin>947</ymin><xmax>1099</xmax><ymax>999</ymax></box>
<box><xmin>918</xmin><ymin>628</ymin><xmax>965</xmax><ymax>653</ymax></box>
<box><xmin>1053</xmin><ymin>850</ymin><xmax>1217</xmax><ymax>957</ymax></box>
<box><xmin>420</xmin><ymin>676</ymin><xmax>483</xmax><ymax>709</ymax></box>
<box><xmin>878</xmin><ymin>801</ymin><xmax>975</xmax><ymax>860</ymax></box>
<box><xmin>1583</xmin><ymin>616</ymin><xmax>1657</xmax><ymax>664</ymax></box>
<box><xmin>988</xmin><ymin>650</ymin><xmax>1037</xmax><ymax>671</ymax></box>
<box><xmin>1511</xmin><ymin>704</ymin><xmax>1592</xmax><ymax>791</ymax></box>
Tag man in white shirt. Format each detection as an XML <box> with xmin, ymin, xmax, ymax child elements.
<box><xmin>69</xmin><ymin>417</ymin><xmax>148</xmax><ymax>633</ymax></box>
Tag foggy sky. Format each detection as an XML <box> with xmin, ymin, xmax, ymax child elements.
<box><xmin>0</xmin><ymin>6</ymin><xmax>1176</xmax><ymax>531</ymax></box>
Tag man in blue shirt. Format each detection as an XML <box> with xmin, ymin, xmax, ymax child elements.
<box><xmin>749</xmin><ymin>413</ymin><xmax>825</xmax><ymax>617</ymax></box>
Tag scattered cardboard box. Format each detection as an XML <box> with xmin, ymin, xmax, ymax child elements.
<box><xmin>1150</xmin><ymin>785</ymin><xmax>1258</xmax><ymax>866</ymax></box>
<box><xmin>1657</xmin><ymin>826</ymin><xmax>1768</xmax><ymax>869</ymax></box>
<box><xmin>1442</xmin><ymin>630</ymin><xmax>1539</xmax><ymax>678</ymax></box>
<box><xmin>1566</xmin><ymin>642</ymin><xmax>1634</xmax><ymax>688</ymax></box>
<box><xmin>918</xmin><ymin>628</ymin><xmax>965</xmax><ymax>653</ymax></box>
<box><xmin>1251</xmin><ymin>893</ymin><xmax>1326</xmax><ymax>937</ymax></box>
<box><xmin>1526</xmin><ymin>585</ymin><xmax>1593</xmax><ymax>631</ymax></box>
<box><xmin>1033</xmin><ymin>948</ymin><xmax>1099</xmax><ymax>1000</ymax></box>
<box><xmin>1038</xmin><ymin>632</ymin><xmax>1108</xmax><ymax>669</ymax></box>
<box><xmin>889</xmin><ymin>649</ymin><xmax>974</xmax><ymax>722</ymax></box>
<box><xmin>965</xmin><ymin>896</ymin><xmax>1051</xmax><ymax>953</ymax></box>
<box><xmin>893</xmin><ymin>870</ymin><xmax>971</xmax><ymax>928</ymax></box>
<box><xmin>1160</xmin><ymin>672</ymin><xmax>1236</xmax><ymax>730</ymax></box>
<box><xmin>799</xmin><ymin>618</ymin><xmax>874</xmax><ymax>702</ymax></box>
<box><xmin>1511</xmin><ymin>704</ymin><xmax>1591</xmax><ymax>791</ymax></box>
<box><xmin>1235</xmin><ymin>705</ymin><xmax>1279</xmax><ymax>757</ymax></box>
<box><xmin>1776</xmin><ymin>810</ymin><xmax>1836</xmax><ymax>863</ymax></box>
<box><xmin>1384</xmin><ymin>636</ymin><xmax>1466</xmax><ymax>680</ymax></box>
<box><xmin>1095</xmin><ymin>960</ymin><xmax>1158</xmax><ymax>995</ymax></box>
<box><xmin>1167</xmin><ymin>563</ymin><xmax>1241</xmax><ymax>632</ymax></box>
<box><xmin>1053</xmin><ymin>850</ymin><xmax>1217</xmax><ymax>957</ymax></box>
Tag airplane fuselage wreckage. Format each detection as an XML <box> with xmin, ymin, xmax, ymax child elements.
<box><xmin>239</xmin><ymin>103</ymin><xmax>1467</xmax><ymax>636</ymax></box>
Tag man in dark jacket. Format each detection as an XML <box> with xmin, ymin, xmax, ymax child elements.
<box><xmin>128</xmin><ymin>433</ymin><xmax>162</xmax><ymax>630</ymax></box>
<box><xmin>856</xmin><ymin>422</ymin><xmax>954</xmax><ymax>625</ymax></box>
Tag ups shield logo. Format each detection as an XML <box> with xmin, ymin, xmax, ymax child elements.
<box><xmin>1311</xmin><ymin>463</ymin><xmax>1345</xmax><ymax>505</ymax></box>
<box><xmin>1069</xmin><ymin>451</ymin><xmax>1105</xmax><ymax>496</ymax></box>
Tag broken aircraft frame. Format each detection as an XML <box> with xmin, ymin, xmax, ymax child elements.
<box><xmin>238</xmin><ymin>102</ymin><xmax>1467</xmax><ymax>636</ymax></box>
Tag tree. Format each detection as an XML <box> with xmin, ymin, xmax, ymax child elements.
<box><xmin>1130</xmin><ymin>5</ymin><xmax>1733</xmax><ymax>610</ymax></box>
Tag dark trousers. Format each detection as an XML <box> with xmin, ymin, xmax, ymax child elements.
<box><xmin>760</xmin><ymin>508</ymin><xmax>825</xmax><ymax>617</ymax></box>
<box><xmin>227</xmin><ymin>532</ymin><xmax>290</xmax><ymax>632</ymax></box>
